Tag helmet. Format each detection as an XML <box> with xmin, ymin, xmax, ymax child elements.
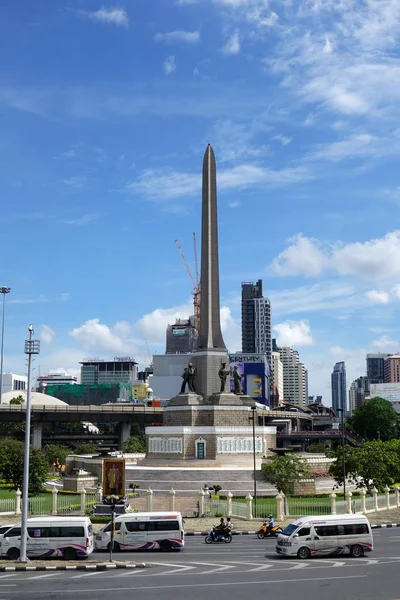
<box><xmin>269</xmin><ymin>514</ymin><xmax>273</xmax><ymax>518</ymax></box>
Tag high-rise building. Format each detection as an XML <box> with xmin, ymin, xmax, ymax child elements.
<box><xmin>166</xmin><ymin>317</ymin><xmax>198</xmax><ymax>354</ymax></box>
<box><xmin>331</xmin><ymin>361</ymin><xmax>347</xmax><ymax>413</ymax></box>
<box><xmin>349</xmin><ymin>376</ymin><xmax>370</xmax><ymax>415</ymax></box>
<box><xmin>272</xmin><ymin>351</ymin><xmax>284</xmax><ymax>405</ymax></box>
<box><xmin>241</xmin><ymin>280</ymin><xmax>272</xmax><ymax>369</ymax></box>
<box><xmin>278</xmin><ymin>347</ymin><xmax>307</xmax><ymax>407</ymax></box>
<box><xmin>384</xmin><ymin>354</ymin><xmax>400</xmax><ymax>383</ymax></box>
<box><xmin>37</xmin><ymin>374</ymin><xmax>78</xmax><ymax>387</ymax></box>
<box><xmin>80</xmin><ymin>357</ymin><xmax>138</xmax><ymax>386</ymax></box>
<box><xmin>367</xmin><ymin>353</ymin><xmax>389</xmax><ymax>384</ymax></box>
<box><xmin>0</xmin><ymin>373</ymin><xmax>27</xmax><ymax>399</ymax></box>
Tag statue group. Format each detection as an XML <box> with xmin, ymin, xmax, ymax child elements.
<box><xmin>180</xmin><ymin>362</ymin><xmax>197</xmax><ymax>394</ymax></box>
<box><xmin>181</xmin><ymin>361</ymin><xmax>244</xmax><ymax>395</ymax></box>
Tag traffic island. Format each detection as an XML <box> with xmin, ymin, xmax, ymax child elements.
<box><xmin>0</xmin><ymin>561</ymin><xmax>149</xmax><ymax>572</ymax></box>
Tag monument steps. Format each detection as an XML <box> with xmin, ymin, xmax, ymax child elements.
<box><xmin>126</xmin><ymin>466</ymin><xmax>275</xmax><ymax>494</ymax></box>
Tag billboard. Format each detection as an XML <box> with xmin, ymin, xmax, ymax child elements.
<box><xmin>370</xmin><ymin>383</ymin><xmax>400</xmax><ymax>403</ymax></box>
<box><xmin>172</xmin><ymin>329</ymin><xmax>186</xmax><ymax>336</ymax></box>
<box><xmin>103</xmin><ymin>459</ymin><xmax>125</xmax><ymax>498</ymax></box>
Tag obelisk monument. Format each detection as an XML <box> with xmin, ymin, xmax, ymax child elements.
<box><xmin>191</xmin><ymin>144</ymin><xmax>229</xmax><ymax>399</ymax></box>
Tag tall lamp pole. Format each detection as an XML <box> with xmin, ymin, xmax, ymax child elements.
<box><xmin>19</xmin><ymin>325</ymin><xmax>40</xmax><ymax>563</ymax></box>
<box><xmin>337</xmin><ymin>408</ymin><xmax>346</xmax><ymax>499</ymax></box>
<box><xmin>250</xmin><ymin>406</ymin><xmax>257</xmax><ymax>516</ymax></box>
<box><xmin>0</xmin><ymin>287</ymin><xmax>11</xmax><ymax>402</ymax></box>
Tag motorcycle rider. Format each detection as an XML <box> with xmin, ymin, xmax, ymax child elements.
<box><xmin>267</xmin><ymin>514</ymin><xmax>275</xmax><ymax>535</ymax></box>
<box><xmin>213</xmin><ymin>517</ymin><xmax>226</xmax><ymax>541</ymax></box>
<box><xmin>226</xmin><ymin>517</ymin><xmax>233</xmax><ymax>532</ymax></box>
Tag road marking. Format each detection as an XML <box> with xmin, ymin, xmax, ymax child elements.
<box><xmin>70</xmin><ymin>571</ymin><xmax>107</xmax><ymax>580</ymax></box>
<box><xmin>9</xmin><ymin>574</ymin><xmax>366</xmax><ymax>594</ymax></box>
<box><xmin>248</xmin><ymin>564</ymin><xmax>274</xmax><ymax>572</ymax></box>
<box><xmin>26</xmin><ymin>574</ymin><xmax>61</xmax><ymax>581</ymax></box>
<box><xmin>197</xmin><ymin>564</ymin><xmax>235</xmax><ymax>574</ymax></box>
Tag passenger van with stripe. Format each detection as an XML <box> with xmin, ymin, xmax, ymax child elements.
<box><xmin>95</xmin><ymin>511</ymin><xmax>184</xmax><ymax>552</ymax></box>
<box><xmin>276</xmin><ymin>514</ymin><xmax>373</xmax><ymax>559</ymax></box>
<box><xmin>1</xmin><ymin>517</ymin><xmax>94</xmax><ymax>560</ymax></box>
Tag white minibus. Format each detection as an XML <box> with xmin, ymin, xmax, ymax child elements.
<box><xmin>95</xmin><ymin>511</ymin><xmax>184</xmax><ymax>552</ymax></box>
<box><xmin>1</xmin><ymin>516</ymin><xmax>94</xmax><ymax>560</ymax></box>
<box><xmin>276</xmin><ymin>514</ymin><xmax>373</xmax><ymax>559</ymax></box>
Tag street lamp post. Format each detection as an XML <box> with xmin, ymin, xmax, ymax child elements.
<box><xmin>0</xmin><ymin>287</ymin><xmax>11</xmax><ymax>402</ymax></box>
<box><xmin>19</xmin><ymin>325</ymin><xmax>40</xmax><ymax>563</ymax></box>
<box><xmin>250</xmin><ymin>406</ymin><xmax>257</xmax><ymax>516</ymax></box>
<box><xmin>337</xmin><ymin>408</ymin><xmax>346</xmax><ymax>499</ymax></box>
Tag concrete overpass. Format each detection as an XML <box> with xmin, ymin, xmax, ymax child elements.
<box><xmin>0</xmin><ymin>404</ymin><xmax>163</xmax><ymax>449</ymax></box>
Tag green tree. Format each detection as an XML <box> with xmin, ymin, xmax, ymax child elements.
<box><xmin>0</xmin><ymin>439</ymin><xmax>48</xmax><ymax>494</ymax></box>
<box><xmin>9</xmin><ymin>395</ymin><xmax>25</xmax><ymax>405</ymax></box>
<box><xmin>329</xmin><ymin>440</ymin><xmax>400</xmax><ymax>493</ymax></box>
<box><xmin>45</xmin><ymin>444</ymin><xmax>71</xmax><ymax>468</ymax></box>
<box><xmin>348</xmin><ymin>397</ymin><xmax>399</xmax><ymax>441</ymax></box>
<box><xmin>122</xmin><ymin>435</ymin><xmax>146</xmax><ymax>453</ymax></box>
<box><xmin>74</xmin><ymin>443</ymin><xmax>98</xmax><ymax>455</ymax></box>
<box><xmin>261</xmin><ymin>454</ymin><xmax>311</xmax><ymax>495</ymax></box>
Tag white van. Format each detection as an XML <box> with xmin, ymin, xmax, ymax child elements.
<box><xmin>276</xmin><ymin>514</ymin><xmax>373</xmax><ymax>559</ymax></box>
<box><xmin>1</xmin><ymin>517</ymin><xmax>94</xmax><ymax>560</ymax></box>
<box><xmin>95</xmin><ymin>511</ymin><xmax>184</xmax><ymax>552</ymax></box>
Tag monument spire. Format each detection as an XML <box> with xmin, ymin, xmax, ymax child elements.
<box><xmin>197</xmin><ymin>144</ymin><xmax>226</xmax><ymax>351</ymax></box>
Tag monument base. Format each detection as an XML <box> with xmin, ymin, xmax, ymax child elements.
<box><xmin>190</xmin><ymin>350</ymin><xmax>229</xmax><ymax>400</ymax></box>
<box><xmin>168</xmin><ymin>393</ymin><xmax>203</xmax><ymax>406</ymax></box>
<box><xmin>208</xmin><ymin>392</ymin><xmax>245</xmax><ymax>406</ymax></box>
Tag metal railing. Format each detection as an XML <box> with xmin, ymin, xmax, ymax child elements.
<box><xmin>231</xmin><ymin>501</ymin><xmax>248</xmax><ymax>519</ymax></box>
<box><xmin>287</xmin><ymin>499</ymin><xmax>331</xmax><ymax>516</ymax></box>
<box><xmin>0</xmin><ymin>498</ymin><xmax>16</xmax><ymax>513</ymax></box>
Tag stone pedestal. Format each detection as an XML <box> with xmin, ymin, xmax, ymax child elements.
<box><xmin>168</xmin><ymin>393</ymin><xmax>203</xmax><ymax>406</ymax></box>
<box><xmin>190</xmin><ymin>350</ymin><xmax>229</xmax><ymax>400</ymax></box>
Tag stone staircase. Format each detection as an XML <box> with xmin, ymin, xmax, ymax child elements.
<box><xmin>126</xmin><ymin>466</ymin><xmax>275</xmax><ymax>495</ymax></box>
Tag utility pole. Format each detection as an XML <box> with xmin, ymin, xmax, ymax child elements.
<box><xmin>19</xmin><ymin>325</ymin><xmax>40</xmax><ymax>563</ymax></box>
<box><xmin>0</xmin><ymin>287</ymin><xmax>11</xmax><ymax>402</ymax></box>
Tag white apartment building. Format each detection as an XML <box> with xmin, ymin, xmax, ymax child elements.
<box><xmin>1</xmin><ymin>372</ymin><xmax>27</xmax><ymax>400</ymax></box>
<box><xmin>253</xmin><ymin>297</ymin><xmax>272</xmax><ymax>370</ymax></box>
<box><xmin>272</xmin><ymin>351</ymin><xmax>284</xmax><ymax>405</ymax></box>
<box><xmin>349</xmin><ymin>380</ymin><xmax>357</xmax><ymax>415</ymax></box>
<box><xmin>278</xmin><ymin>347</ymin><xmax>307</xmax><ymax>407</ymax></box>
<box><xmin>37</xmin><ymin>374</ymin><xmax>78</xmax><ymax>386</ymax></box>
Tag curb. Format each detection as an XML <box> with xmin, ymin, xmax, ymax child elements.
<box><xmin>0</xmin><ymin>562</ymin><xmax>148</xmax><ymax>572</ymax></box>
<box><xmin>371</xmin><ymin>523</ymin><xmax>400</xmax><ymax>529</ymax></box>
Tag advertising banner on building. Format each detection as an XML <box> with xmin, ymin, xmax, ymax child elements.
<box><xmin>103</xmin><ymin>459</ymin><xmax>125</xmax><ymax>497</ymax></box>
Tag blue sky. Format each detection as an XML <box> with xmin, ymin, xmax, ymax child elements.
<box><xmin>2</xmin><ymin>0</ymin><xmax>400</xmax><ymax>405</ymax></box>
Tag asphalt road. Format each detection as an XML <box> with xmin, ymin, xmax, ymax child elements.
<box><xmin>1</xmin><ymin>529</ymin><xmax>400</xmax><ymax>600</ymax></box>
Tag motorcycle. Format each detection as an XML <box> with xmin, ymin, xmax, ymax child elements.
<box><xmin>205</xmin><ymin>526</ymin><xmax>233</xmax><ymax>544</ymax></box>
<box><xmin>257</xmin><ymin>523</ymin><xmax>283</xmax><ymax>539</ymax></box>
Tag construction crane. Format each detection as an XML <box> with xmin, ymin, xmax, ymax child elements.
<box><xmin>144</xmin><ymin>338</ymin><xmax>153</xmax><ymax>369</ymax></box>
<box><xmin>174</xmin><ymin>236</ymin><xmax>201</xmax><ymax>331</ymax></box>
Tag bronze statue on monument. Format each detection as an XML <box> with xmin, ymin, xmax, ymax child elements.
<box><xmin>180</xmin><ymin>362</ymin><xmax>197</xmax><ymax>394</ymax></box>
<box><xmin>233</xmin><ymin>365</ymin><xmax>243</xmax><ymax>395</ymax></box>
<box><xmin>218</xmin><ymin>362</ymin><xmax>230</xmax><ymax>393</ymax></box>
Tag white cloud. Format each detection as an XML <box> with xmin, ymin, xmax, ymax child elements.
<box><xmin>273</xmin><ymin>319</ymin><xmax>315</xmax><ymax>347</ymax></box>
<box><xmin>366</xmin><ymin>289</ymin><xmax>390</xmax><ymax>304</ymax></box>
<box><xmin>221</xmin><ymin>32</ymin><xmax>240</xmax><ymax>55</ymax></box>
<box><xmin>271</xmin><ymin>230</ymin><xmax>400</xmax><ymax>281</ymax></box>
<box><xmin>270</xmin><ymin>281</ymin><xmax>362</xmax><ymax>316</ymax></box>
<box><xmin>70</xmin><ymin>319</ymin><xmax>134</xmax><ymax>353</ymax></box>
<box><xmin>80</xmin><ymin>6</ymin><xmax>129</xmax><ymax>27</ymax></box>
<box><xmin>61</xmin><ymin>213</ymin><xmax>101</xmax><ymax>226</ymax></box>
<box><xmin>372</xmin><ymin>335</ymin><xmax>399</xmax><ymax>351</ymax></box>
<box><xmin>228</xmin><ymin>201</ymin><xmax>241</xmax><ymax>208</ymax></box>
<box><xmin>135</xmin><ymin>302</ymin><xmax>192</xmax><ymax>344</ymax></box>
<box><xmin>176</xmin><ymin>0</ymin><xmax>198</xmax><ymax>4</ymax></box>
<box><xmin>274</xmin><ymin>135</ymin><xmax>292</xmax><ymax>146</ymax></box>
<box><xmin>154</xmin><ymin>30</ymin><xmax>200</xmax><ymax>44</ymax></box>
<box><xmin>164</xmin><ymin>56</ymin><xmax>176</xmax><ymax>75</ymax></box>
<box><xmin>271</xmin><ymin>234</ymin><xmax>327</xmax><ymax>277</ymax></box>
<box><xmin>40</xmin><ymin>325</ymin><xmax>55</xmax><ymax>344</ymax></box>
<box><xmin>128</xmin><ymin>164</ymin><xmax>310</xmax><ymax>200</ymax></box>
<box><xmin>392</xmin><ymin>284</ymin><xmax>400</xmax><ymax>298</ymax></box>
